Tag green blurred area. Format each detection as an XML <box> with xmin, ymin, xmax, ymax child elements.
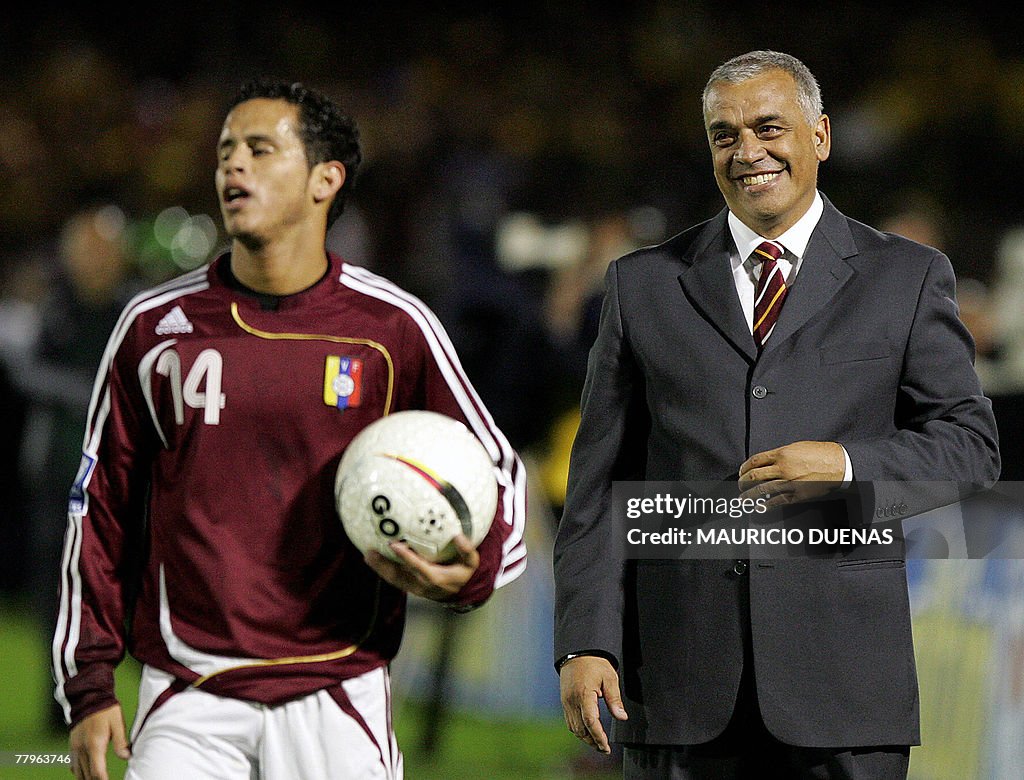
<box><xmin>0</xmin><ymin>597</ymin><xmax>614</xmax><ymax>780</ymax></box>
<box><xmin>6</xmin><ymin>558</ymin><xmax>1020</xmax><ymax>780</ymax></box>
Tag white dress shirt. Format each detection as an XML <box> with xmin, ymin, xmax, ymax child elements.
<box><xmin>725</xmin><ymin>191</ymin><xmax>853</xmax><ymax>482</ymax></box>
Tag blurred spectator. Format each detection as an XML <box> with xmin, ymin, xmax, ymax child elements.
<box><xmin>0</xmin><ymin>362</ymin><xmax>28</xmax><ymax>593</ymax></box>
<box><xmin>539</xmin><ymin>209</ymin><xmax>648</xmax><ymax>409</ymax></box>
<box><xmin>12</xmin><ymin>203</ymin><xmax>141</xmax><ymax>730</ymax></box>
<box><xmin>973</xmin><ymin>226</ymin><xmax>1024</xmax><ymax>481</ymax></box>
<box><xmin>878</xmin><ymin>190</ymin><xmax>946</xmax><ymax>250</ymax></box>
<box><xmin>419</xmin><ymin>141</ymin><xmax>557</xmax><ymax>454</ymax></box>
<box><xmin>0</xmin><ymin>253</ymin><xmax>47</xmax><ymax>358</ymax></box>
<box><xmin>0</xmin><ymin>254</ymin><xmax>48</xmax><ymax>595</ymax></box>
<box><xmin>980</xmin><ymin>226</ymin><xmax>1024</xmax><ymax>395</ymax></box>
<box><xmin>532</xmin><ymin>206</ymin><xmax>665</xmax><ymax>516</ymax></box>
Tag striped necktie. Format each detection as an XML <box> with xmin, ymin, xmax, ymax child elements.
<box><xmin>752</xmin><ymin>240</ymin><xmax>787</xmax><ymax>349</ymax></box>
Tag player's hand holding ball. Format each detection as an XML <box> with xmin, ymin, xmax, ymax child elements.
<box><xmin>335</xmin><ymin>410</ymin><xmax>498</xmax><ymax>600</ymax></box>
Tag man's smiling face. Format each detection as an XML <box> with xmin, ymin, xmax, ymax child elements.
<box><xmin>704</xmin><ymin>69</ymin><xmax>830</xmax><ymax>238</ymax></box>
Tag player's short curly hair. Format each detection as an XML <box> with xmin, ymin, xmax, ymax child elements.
<box><xmin>230</xmin><ymin>77</ymin><xmax>362</xmax><ymax>226</ymax></box>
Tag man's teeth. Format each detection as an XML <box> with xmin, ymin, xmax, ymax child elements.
<box><xmin>742</xmin><ymin>173</ymin><xmax>779</xmax><ymax>186</ymax></box>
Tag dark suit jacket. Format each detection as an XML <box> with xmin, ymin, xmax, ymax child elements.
<box><xmin>552</xmin><ymin>195</ymin><xmax>1000</xmax><ymax>748</ymax></box>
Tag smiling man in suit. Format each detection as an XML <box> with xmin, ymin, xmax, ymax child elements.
<box><xmin>553</xmin><ymin>50</ymin><xmax>1000</xmax><ymax>779</ymax></box>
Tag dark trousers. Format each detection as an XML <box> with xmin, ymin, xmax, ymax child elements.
<box><xmin>622</xmin><ymin>569</ymin><xmax>910</xmax><ymax>780</ymax></box>
<box><xmin>622</xmin><ymin>714</ymin><xmax>909</xmax><ymax>779</ymax></box>
<box><xmin>622</xmin><ymin>743</ymin><xmax>909</xmax><ymax>779</ymax></box>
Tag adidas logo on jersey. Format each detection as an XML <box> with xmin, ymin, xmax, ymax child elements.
<box><xmin>156</xmin><ymin>306</ymin><xmax>194</xmax><ymax>335</ymax></box>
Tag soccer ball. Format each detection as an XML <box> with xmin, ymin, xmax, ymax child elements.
<box><xmin>335</xmin><ymin>410</ymin><xmax>498</xmax><ymax>563</ymax></box>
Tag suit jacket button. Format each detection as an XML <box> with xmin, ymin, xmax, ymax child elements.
<box><xmin>752</xmin><ymin>385</ymin><xmax>768</xmax><ymax>399</ymax></box>
<box><xmin>733</xmin><ymin>560</ymin><xmax>748</xmax><ymax>575</ymax></box>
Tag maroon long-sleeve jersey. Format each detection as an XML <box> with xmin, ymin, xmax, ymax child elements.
<box><xmin>52</xmin><ymin>254</ymin><xmax>528</xmax><ymax>727</ymax></box>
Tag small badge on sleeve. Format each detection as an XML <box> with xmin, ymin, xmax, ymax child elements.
<box><xmin>69</xmin><ymin>453</ymin><xmax>97</xmax><ymax>515</ymax></box>
<box><xmin>324</xmin><ymin>356</ymin><xmax>363</xmax><ymax>409</ymax></box>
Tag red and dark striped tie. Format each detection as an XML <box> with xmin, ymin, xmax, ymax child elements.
<box><xmin>752</xmin><ymin>240</ymin><xmax>787</xmax><ymax>349</ymax></box>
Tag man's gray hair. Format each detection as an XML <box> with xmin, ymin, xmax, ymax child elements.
<box><xmin>702</xmin><ymin>50</ymin><xmax>823</xmax><ymax>126</ymax></box>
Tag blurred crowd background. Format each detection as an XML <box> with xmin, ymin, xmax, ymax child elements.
<box><xmin>2</xmin><ymin>3</ymin><xmax>1024</xmax><ymax>777</ymax></box>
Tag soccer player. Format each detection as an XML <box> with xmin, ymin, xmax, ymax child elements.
<box><xmin>52</xmin><ymin>78</ymin><xmax>528</xmax><ymax>780</ymax></box>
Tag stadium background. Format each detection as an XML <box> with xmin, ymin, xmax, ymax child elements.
<box><xmin>2</xmin><ymin>3</ymin><xmax>1024</xmax><ymax>778</ymax></box>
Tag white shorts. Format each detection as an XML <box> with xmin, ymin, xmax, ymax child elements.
<box><xmin>126</xmin><ymin>665</ymin><xmax>402</xmax><ymax>780</ymax></box>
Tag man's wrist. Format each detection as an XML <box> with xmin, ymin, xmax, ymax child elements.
<box><xmin>554</xmin><ymin>649</ymin><xmax>617</xmax><ymax>672</ymax></box>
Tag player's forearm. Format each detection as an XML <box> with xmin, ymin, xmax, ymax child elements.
<box><xmin>53</xmin><ymin>511</ymin><xmax>132</xmax><ymax>730</ymax></box>
<box><xmin>59</xmin><ymin>661</ymin><xmax>120</xmax><ymax>729</ymax></box>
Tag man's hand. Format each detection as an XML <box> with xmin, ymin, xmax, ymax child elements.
<box><xmin>738</xmin><ymin>440</ymin><xmax>846</xmax><ymax>508</ymax></box>
<box><xmin>69</xmin><ymin>703</ymin><xmax>130</xmax><ymax>780</ymax></box>
<box><xmin>559</xmin><ymin>655</ymin><xmax>628</xmax><ymax>754</ymax></box>
<box><xmin>364</xmin><ymin>533</ymin><xmax>479</xmax><ymax>602</ymax></box>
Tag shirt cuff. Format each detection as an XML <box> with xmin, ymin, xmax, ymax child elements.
<box><xmin>841</xmin><ymin>445</ymin><xmax>854</xmax><ymax>487</ymax></box>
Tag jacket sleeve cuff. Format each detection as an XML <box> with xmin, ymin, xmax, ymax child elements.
<box><xmin>554</xmin><ymin>649</ymin><xmax>619</xmax><ymax>673</ymax></box>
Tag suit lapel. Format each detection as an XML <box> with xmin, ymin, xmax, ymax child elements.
<box><xmin>761</xmin><ymin>199</ymin><xmax>857</xmax><ymax>355</ymax></box>
<box><xmin>678</xmin><ymin>212</ymin><xmax>758</xmax><ymax>363</ymax></box>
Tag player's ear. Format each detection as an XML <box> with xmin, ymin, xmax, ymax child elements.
<box><xmin>312</xmin><ymin>161</ymin><xmax>345</xmax><ymax>204</ymax></box>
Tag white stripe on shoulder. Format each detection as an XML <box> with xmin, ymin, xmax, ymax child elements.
<box><xmin>54</xmin><ymin>268</ymin><xmax>210</xmax><ymax>718</ymax></box>
<box><xmin>84</xmin><ymin>268</ymin><xmax>209</xmax><ymax>451</ymax></box>
<box><xmin>340</xmin><ymin>264</ymin><xmax>500</xmax><ymax>448</ymax></box>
